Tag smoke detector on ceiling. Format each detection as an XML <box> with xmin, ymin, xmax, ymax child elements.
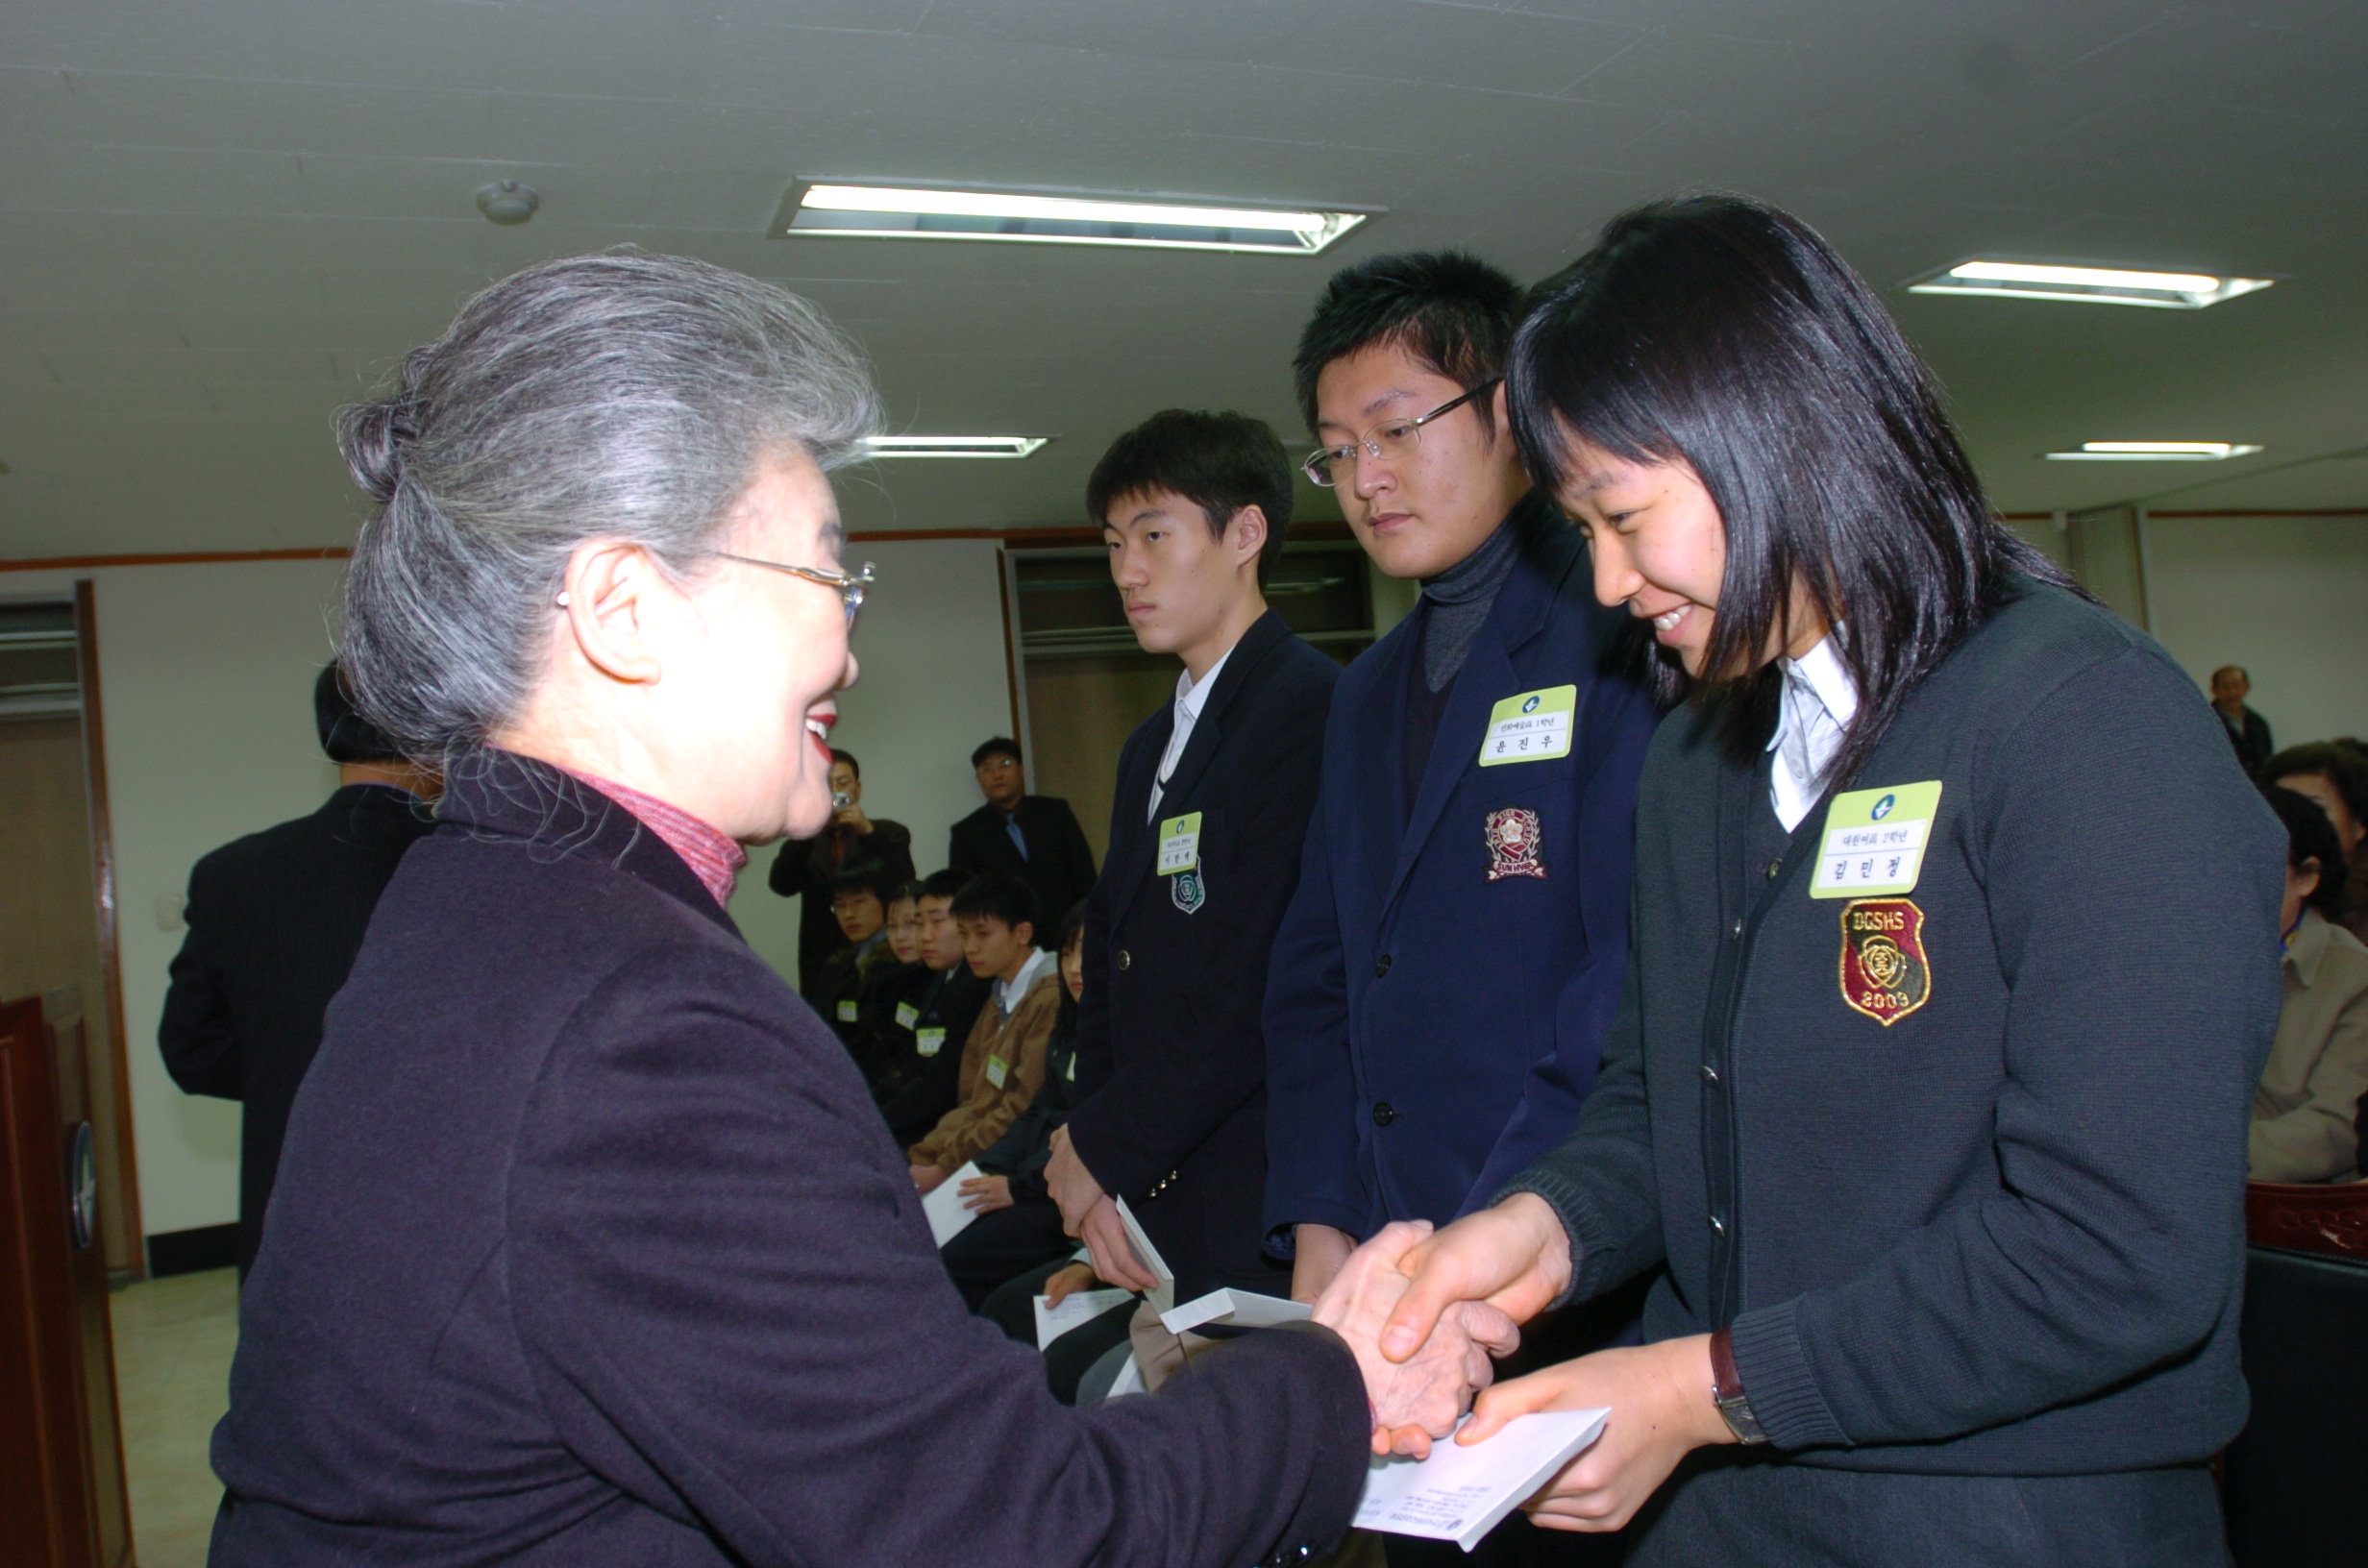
<box><xmin>476</xmin><ymin>181</ymin><xmax>540</xmax><ymax>226</ymax></box>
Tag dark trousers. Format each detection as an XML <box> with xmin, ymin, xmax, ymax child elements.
<box><xmin>1625</xmin><ymin>1453</ymin><xmax>2226</xmax><ymax>1568</ymax></box>
<box><xmin>941</xmin><ymin>1197</ymin><xmax>1073</xmax><ymax>1311</ymax></box>
<box><xmin>979</xmin><ymin>1257</ymin><xmax>1140</xmax><ymax>1406</ymax></box>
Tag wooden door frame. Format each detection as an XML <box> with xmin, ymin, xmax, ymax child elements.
<box><xmin>69</xmin><ymin>582</ymin><xmax>141</xmax><ymax>1276</ymax></box>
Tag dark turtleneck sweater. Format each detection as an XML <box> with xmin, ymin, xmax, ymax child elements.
<box><xmin>1401</xmin><ymin>490</ymin><xmax>1553</xmax><ymax>817</ymax></box>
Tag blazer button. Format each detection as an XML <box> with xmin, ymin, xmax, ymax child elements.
<box><xmin>1764</xmin><ymin>857</ymin><xmax>1782</xmax><ymax>880</ymax></box>
<box><xmin>1371</xmin><ymin>1101</ymin><xmax>1397</xmax><ymax>1127</ymax></box>
<box><xmin>1373</xmin><ymin>954</ymin><xmax>1393</xmax><ymax>978</ymax></box>
<box><xmin>1729</xmin><ymin>918</ymin><xmax>1744</xmax><ymax>940</ymax></box>
<box><xmin>1708</xmin><ymin>1213</ymin><xmax>1727</xmax><ymax>1237</ymax></box>
<box><xmin>1700</xmin><ymin>1064</ymin><xmax>1720</xmax><ymax>1086</ymax></box>
<box><xmin>1116</xmin><ymin>949</ymin><xmax>1131</xmax><ymax>970</ymax></box>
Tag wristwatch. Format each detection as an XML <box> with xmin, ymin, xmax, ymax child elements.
<box><xmin>1709</xmin><ymin>1326</ymin><xmax>1768</xmax><ymax>1445</ymax></box>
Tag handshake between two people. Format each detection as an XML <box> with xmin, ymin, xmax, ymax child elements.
<box><xmin>1309</xmin><ymin>1195</ymin><xmax>1739</xmax><ymax>1535</ymax></box>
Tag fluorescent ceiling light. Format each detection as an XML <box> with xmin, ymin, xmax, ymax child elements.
<box><xmin>775</xmin><ymin>182</ymin><xmax>1369</xmax><ymax>255</ymax></box>
<box><xmin>2042</xmin><ymin>442</ymin><xmax>2264</xmax><ymax>462</ymax></box>
<box><xmin>1910</xmin><ymin>260</ymin><xmax>2274</xmax><ymax>309</ymax></box>
<box><xmin>861</xmin><ymin>434</ymin><xmax>1048</xmax><ymax>459</ymax></box>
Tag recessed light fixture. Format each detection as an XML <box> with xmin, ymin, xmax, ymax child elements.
<box><xmin>2042</xmin><ymin>441</ymin><xmax>2264</xmax><ymax>462</ymax></box>
<box><xmin>861</xmin><ymin>434</ymin><xmax>1049</xmax><ymax>459</ymax></box>
<box><xmin>1910</xmin><ymin>260</ymin><xmax>2273</xmax><ymax>309</ymax></box>
<box><xmin>773</xmin><ymin>182</ymin><xmax>1369</xmax><ymax>256</ymax></box>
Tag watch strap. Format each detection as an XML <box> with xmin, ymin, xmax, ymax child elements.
<box><xmin>1710</xmin><ymin>1326</ymin><xmax>1769</xmax><ymax>1445</ymax></box>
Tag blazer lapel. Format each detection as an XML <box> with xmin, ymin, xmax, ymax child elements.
<box><xmin>1106</xmin><ymin>702</ymin><xmax>1173</xmax><ymax>918</ymax></box>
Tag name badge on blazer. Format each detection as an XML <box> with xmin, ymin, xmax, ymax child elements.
<box><xmin>1478</xmin><ymin>685</ymin><xmax>1577</xmax><ymax>766</ymax></box>
<box><xmin>835</xmin><ymin>999</ymin><xmax>859</xmax><ymax>1022</ymax></box>
<box><xmin>916</xmin><ymin>1026</ymin><xmax>947</xmax><ymax>1057</ymax></box>
<box><xmin>1156</xmin><ymin>812</ymin><xmax>1202</xmax><ymax>875</ymax></box>
<box><xmin>1811</xmin><ymin>782</ymin><xmax>1943</xmax><ymax>898</ymax></box>
<box><xmin>895</xmin><ymin>1001</ymin><xmax>920</xmax><ymax>1031</ymax></box>
<box><xmin>985</xmin><ymin>1056</ymin><xmax>1010</xmax><ymax>1090</ymax></box>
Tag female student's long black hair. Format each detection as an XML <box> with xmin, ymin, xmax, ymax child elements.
<box><xmin>1508</xmin><ymin>192</ymin><xmax>2075</xmax><ymax>786</ymax></box>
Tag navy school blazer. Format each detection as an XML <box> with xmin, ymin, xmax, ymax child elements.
<box><xmin>1068</xmin><ymin>609</ymin><xmax>1341</xmax><ymax>1302</ymax></box>
<box><xmin>1264</xmin><ymin>498</ymin><xmax>1661</xmax><ymax>1249</ymax></box>
<box><xmin>209</xmin><ymin>749</ymin><xmax>1368</xmax><ymax>1568</ymax></box>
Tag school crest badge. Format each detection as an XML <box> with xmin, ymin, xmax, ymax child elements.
<box><xmin>1838</xmin><ymin>898</ymin><xmax>1930</xmax><ymax>1026</ymax></box>
<box><xmin>1484</xmin><ymin>807</ymin><xmax>1548</xmax><ymax>882</ymax></box>
<box><xmin>1171</xmin><ymin>867</ymin><xmax>1207</xmax><ymax>915</ymax></box>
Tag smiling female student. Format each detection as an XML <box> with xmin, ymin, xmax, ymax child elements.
<box><xmin>1369</xmin><ymin>194</ymin><xmax>2286</xmax><ymax>1563</ymax></box>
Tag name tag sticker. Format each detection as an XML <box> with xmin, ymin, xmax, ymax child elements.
<box><xmin>916</xmin><ymin>1027</ymin><xmax>947</xmax><ymax>1058</ymax></box>
<box><xmin>835</xmin><ymin>999</ymin><xmax>858</xmax><ymax>1022</ymax></box>
<box><xmin>1156</xmin><ymin>812</ymin><xmax>1203</xmax><ymax>876</ymax></box>
<box><xmin>1811</xmin><ymin>781</ymin><xmax>1944</xmax><ymax>898</ymax></box>
<box><xmin>1478</xmin><ymin>685</ymin><xmax>1578</xmax><ymax>767</ymax></box>
<box><xmin>984</xmin><ymin>1056</ymin><xmax>1009</xmax><ymax>1090</ymax></box>
<box><xmin>895</xmin><ymin>1001</ymin><xmax>920</xmax><ymax>1030</ymax></box>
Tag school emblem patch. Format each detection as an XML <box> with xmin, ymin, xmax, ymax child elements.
<box><xmin>1484</xmin><ymin>807</ymin><xmax>1548</xmax><ymax>882</ymax></box>
<box><xmin>1171</xmin><ymin>867</ymin><xmax>1207</xmax><ymax>915</ymax></box>
<box><xmin>1838</xmin><ymin>898</ymin><xmax>1930</xmax><ymax>1027</ymax></box>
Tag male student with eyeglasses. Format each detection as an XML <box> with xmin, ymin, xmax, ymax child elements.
<box><xmin>1263</xmin><ymin>254</ymin><xmax>1662</xmax><ymax>1426</ymax></box>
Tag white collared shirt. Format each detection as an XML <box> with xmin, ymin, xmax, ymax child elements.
<box><xmin>1766</xmin><ymin>631</ymin><xmax>1860</xmax><ymax>832</ymax></box>
<box><xmin>1147</xmin><ymin>642</ymin><xmax>1238</xmax><ymax>821</ymax></box>
<box><xmin>993</xmin><ymin>943</ymin><xmax>1055</xmax><ymax>1017</ymax></box>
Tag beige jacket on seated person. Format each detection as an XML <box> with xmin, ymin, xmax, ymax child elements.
<box><xmin>2250</xmin><ymin>907</ymin><xmax>2368</xmax><ymax>1184</ymax></box>
<box><xmin>908</xmin><ymin>963</ymin><xmax>1061</xmax><ymax>1175</ymax></box>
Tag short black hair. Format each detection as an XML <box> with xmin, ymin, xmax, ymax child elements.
<box><xmin>950</xmin><ymin>871</ymin><xmax>1037</xmax><ymax>936</ymax></box>
<box><xmin>971</xmin><ymin>737</ymin><xmax>1022</xmax><ymax>769</ymax></box>
<box><xmin>825</xmin><ymin>858</ymin><xmax>900</xmax><ymax>907</ymax></box>
<box><xmin>918</xmin><ymin>869</ymin><xmax>971</xmax><ymax>903</ymax></box>
<box><xmin>830</xmin><ymin>747</ymin><xmax>859</xmax><ymax>778</ymax></box>
<box><xmin>1086</xmin><ymin>409</ymin><xmax>1295</xmax><ymax>583</ymax></box>
<box><xmin>315</xmin><ymin>662</ymin><xmax>409</xmax><ymax>764</ymax></box>
<box><xmin>1292</xmin><ymin>251</ymin><xmax>1522</xmax><ymax>434</ymax></box>
<box><xmin>2263</xmin><ymin>743</ymin><xmax>2368</xmax><ymax>828</ymax></box>
<box><xmin>1508</xmin><ymin>192</ymin><xmax>2075</xmax><ymax>788</ymax></box>
<box><xmin>2264</xmin><ymin>784</ymin><xmax>2349</xmax><ymax>919</ymax></box>
<box><xmin>886</xmin><ymin>878</ymin><xmax>924</xmax><ymax>907</ymax></box>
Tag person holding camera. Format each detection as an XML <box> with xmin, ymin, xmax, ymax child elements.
<box><xmin>769</xmin><ymin>747</ymin><xmax>914</xmax><ymax>997</ymax></box>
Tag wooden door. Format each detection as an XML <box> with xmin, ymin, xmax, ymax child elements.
<box><xmin>0</xmin><ymin>989</ymin><xmax>133</xmax><ymax>1568</ymax></box>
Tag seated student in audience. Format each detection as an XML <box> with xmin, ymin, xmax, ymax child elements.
<box><xmin>941</xmin><ymin>901</ymin><xmax>1089</xmax><ymax>1310</ymax></box>
<box><xmin>2265</xmin><ymin>742</ymin><xmax>2368</xmax><ymax>945</ymax></box>
<box><xmin>810</xmin><ymin>860</ymin><xmax>895</xmax><ymax>1047</ymax></box>
<box><xmin>2250</xmin><ymin>785</ymin><xmax>2368</xmax><ymax>1184</ymax></box>
<box><xmin>843</xmin><ymin>879</ymin><xmax>925</xmax><ymax>1090</ymax></box>
<box><xmin>872</xmin><ymin>870</ymin><xmax>989</xmax><ymax>1147</ymax></box>
<box><xmin>908</xmin><ymin>873</ymin><xmax>1062</xmax><ymax>1193</ymax></box>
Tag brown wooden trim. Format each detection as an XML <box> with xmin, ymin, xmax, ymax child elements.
<box><xmin>1</xmin><ymin>548</ymin><xmax>350</xmax><ymax>575</ymax></box>
<box><xmin>994</xmin><ymin>548</ymin><xmax>1023</xmax><ymax>744</ymax></box>
<box><xmin>2141</xmin><ymin>508</ymin><xmax>2368</xmax><ymax>519</ymax></box>
<box><xmin>71</xmin><ymin>582</ymin><xmax>141</xmax><ymax>1277</ymax></box>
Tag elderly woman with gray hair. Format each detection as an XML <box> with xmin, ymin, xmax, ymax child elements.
<box><xmin>207</xmin><ymin>254</ymin><xmax>1506</xmax><ymax>1568</ymax></box>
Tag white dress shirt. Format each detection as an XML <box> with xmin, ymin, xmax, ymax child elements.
<box><xmin>1147</xmin><ymin>642</ymin><xmax>1237</xmax><ymax>821</ymax></box>
<box><xmin>1766</xmin><ymin>631</ymin><xmax>1860</xmax><ymax>832</ymax></box>
<box><xmin>992</xmin><ymin>943</ymin><xmax>1055</xmax><ymax>1017</ymax></box>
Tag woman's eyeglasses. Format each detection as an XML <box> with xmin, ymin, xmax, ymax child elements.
<box><xmin>714</xmin><ymin>554</ymin><xmax>876</xmax><ymax>628</ymax></box>
<box><xmin>1301</xmin><ymin>379</ymin><xmax>1502</xmax><ymax>488</ymax></box>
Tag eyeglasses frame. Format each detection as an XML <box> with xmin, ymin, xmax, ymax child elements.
<box><xmin>1301</xmin><ymin>378</ymin><xmax>1504</xmax><ymax>488</ymax></box>
<box><xmin>713</xmin><ymin>552</ymin><xmax>876</xmax><ymax>627</ymax></box>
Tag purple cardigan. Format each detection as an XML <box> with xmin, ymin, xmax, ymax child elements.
<box><xmin>210</xmin><ymin>748</ymin><xmax>1367</xmax><ymax>1567</ymax></box>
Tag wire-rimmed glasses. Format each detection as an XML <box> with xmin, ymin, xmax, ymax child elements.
<box><xmin>714</xmin><ymin>553</ymin><xmax>876</xmax><ymax>628</ymax></box>
<box><xmin>1301</xmin><ymin>379</ymin><xmax>1502</xmax><ymax>487</ymax></box>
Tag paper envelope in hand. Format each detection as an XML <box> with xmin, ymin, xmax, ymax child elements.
<box><xmin>1112</xmin><ymin>1196</ymin><xmax>1175</xmax><ymax>1313</ymax></box>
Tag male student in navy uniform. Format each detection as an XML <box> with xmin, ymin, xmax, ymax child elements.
<box><xmin>1044</xmin><ymin>408</ymin><xmax>1342</xmax><ymax>1313</ymax></box>
<box><xmin>1264</xmin><ymin>253</ymin><xmax>1660</xmax><ymax>1315</ymax></box>
<box><xmin>871</xmin><ymin>869</ymin><xmax>989</xmax><ymax>1148</ymax></box>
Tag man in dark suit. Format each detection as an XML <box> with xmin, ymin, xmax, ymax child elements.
<box><xmin>1265</xmin><ymin>253</ymin><xmax>1661</xmax><ymax>1318</ymax></box>
<box><xmin>767</xmin><ymin>747</ymin><xmax>913</xmax><ymax>996</ymax></box>
<box><xmin>947</xmin><ymin>737</ymin><xmax>1097</xmax><ymax>943</ymax></box>
<box><xmin>1047</xmin><ymin>409</ymin><xmax>1341</xmax><ymax>1313</ymax></box>
<box><xmin>2209</xmin><ymin>665</ymin><xmax>2275</xmax><ymax>777</ymax></box>
<box><xmin>158</xmin><ymin>663</ymin><xmax>437</xmax><ymax>1277</ymax></box>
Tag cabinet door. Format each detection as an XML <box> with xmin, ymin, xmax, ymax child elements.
<box><xmin>0</xmin><ymin>992</ymin><xmax>133</xmax><ymax>1568</ymax></box>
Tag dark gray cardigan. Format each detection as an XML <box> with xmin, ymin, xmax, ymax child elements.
<box><xmin>210</xmin><ymin>749</ymin><xmax>1368</xmax><ymax>1567</ymax></box>
<box><xmin>1507</xmin><ymin>580</ymin><xmax>2282</xmax><ymax>1475</ymax></box>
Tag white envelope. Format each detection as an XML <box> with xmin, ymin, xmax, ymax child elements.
<box><xmin>1033</xmin><ymin>1287</ymin><xmax>1133</xmax><ymax>1349</ymax></box>
<box><xmin>1356</xmin><ymin>1409</ymin><xmax>1610</xmax><ymax>1553</ymax></box>
<box><xmin>1112</xmin><ymin>1195</ymin><xmax>1175</xmax><ymax>1313</ymax></box>
<box><xmin>1158</xmin><ymin>1286</ymin><xmax>1313</xmax><ymax>1336</ymax></box>
<box><xmin>920</xmin><ymin>1162</ymin><xmax>985</xmax><ymax>1247</ymax></box>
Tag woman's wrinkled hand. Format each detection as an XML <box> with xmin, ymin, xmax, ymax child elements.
<box><xmin>1313</xmin><ymin>1221</ymin><xmax>1521</xmax><ymax>1458</ymax></box>
<box><xmin>959</xmin><ymin>1173</ymin><xmax>1013</xmax><ymax>1213</ymax></box>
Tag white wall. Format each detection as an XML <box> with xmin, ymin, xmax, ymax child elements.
<box><xmin>5</xmin><ymin>538</ymin><xmax>1016</xmax><ymax>1241</ymax></box>
<box><xmin>2144</xmin><ymin>515</ymin><xmax>2368</xmax><ymax>748</ymax></box>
